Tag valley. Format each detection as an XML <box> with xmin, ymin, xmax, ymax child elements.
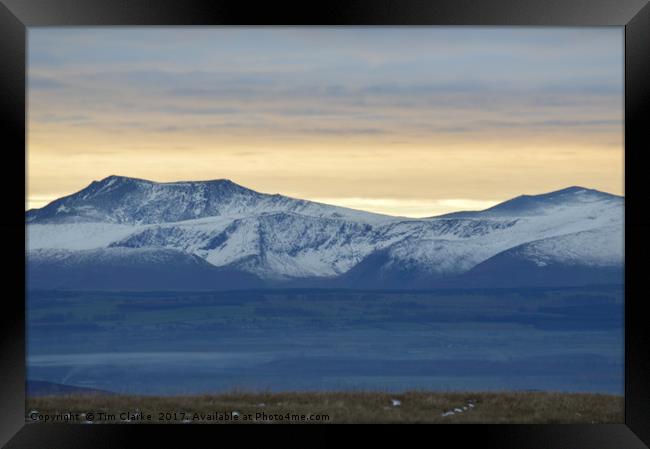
<box><xmin>27</xmin><ymin>286</ymin><xmax>624</xmax><ymax>395</ymax></box>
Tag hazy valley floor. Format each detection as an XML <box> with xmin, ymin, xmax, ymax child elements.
<box><xmin>27</xmin><ymin>391</ymin><xmax>623</xmax><ymax>424</ymax></box>
<box><xmin>27</xmin><ymin>286</ymin><xmax>624</xmax><ymax>395</ymax></box>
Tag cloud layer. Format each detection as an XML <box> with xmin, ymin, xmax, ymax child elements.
<box><xmin>28</xmin><ymin>27</ymin><xmax>624</xmax><ymax>216</ymax></box>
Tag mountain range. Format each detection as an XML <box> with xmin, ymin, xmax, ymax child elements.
<box><xmin>26</xmin><ymin>176</ymin><xmax>624</xmax><ymax>290</ymax></box>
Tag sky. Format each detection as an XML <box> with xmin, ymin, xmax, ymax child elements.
<box><xmin>27</xmin><ymin>27</ymin><xmax>624</xmax><ymax>217</ymax></box>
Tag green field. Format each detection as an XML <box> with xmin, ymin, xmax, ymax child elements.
<box><xmin>27</xmin><ymin>391</ymin><xmax>623</xmax><ymax>424</ymax></box>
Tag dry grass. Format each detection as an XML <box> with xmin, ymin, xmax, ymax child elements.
<box><xmin>26</xmin><ymin>390</ymin><xmax>623</xmax><ymax>424</ymax></box>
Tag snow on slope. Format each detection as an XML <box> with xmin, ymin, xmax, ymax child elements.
<box><xmin>351</xmin><ymin>187</ymin><xmax>622</xmax><ymax>278</ymax></box>
<box><xmin>26</xmin><ymin>178</ymin><xmax>624</xmax><ymax>281</ymax></box>
<box><xmin>518</xmin><ymin>225</ymin><xmax>624</xmax><ymax>267</ymax></box>
<box><xmin>26</xmin><ymin>175</ymin><xmax>397</xmax><ymax>225</ymax></box>
<box><xmin>28</xmin><ymin>223</ymin><xmax>138</xmax><ymax>250</ymax></box>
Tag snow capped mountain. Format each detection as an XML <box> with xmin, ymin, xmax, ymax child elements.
<box><xmin>26</xmin><ymin>176</ymin><xmax>624</xmax><ymax>290</ymax></box>
<box><xmin>26</xmin><ymin>175</ymin><xmax>395</xmax><ymax>225</ymax></box>
<box><xmin>439</xmin><ymin>186</ymin><xmax>620</xmax><ymax>218</ymax></box>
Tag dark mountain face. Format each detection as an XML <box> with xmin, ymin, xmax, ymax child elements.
<box><xmin>325</xmin><ymin>243</ymin><xmax>623</xmax><ymax>290</ymax></box>
<box><xmin>27</xmin><ymin>247</ymin><xmax>263</xmax><ymax>291</ymax></box>
<box><xmin>455</xmin><ymin>246</ymin><xmax>624</xmax><ymax>289</ymax></box>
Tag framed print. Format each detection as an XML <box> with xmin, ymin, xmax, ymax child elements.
<box><xmin>1</xmin><ymin>0</ymin><xmax>649</xmax><ymax>447</ymax></box>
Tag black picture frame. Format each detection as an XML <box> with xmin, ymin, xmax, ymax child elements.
<box><xmin>1</xmin><ymin>0</ymin><xmax>649</xmax><ymax>447</ymax></box>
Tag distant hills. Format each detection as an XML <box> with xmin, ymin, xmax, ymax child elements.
<box><xmin>26</xmin><ymin>176</ymin><xmax>623</xmax><ymax>290</ymax></box>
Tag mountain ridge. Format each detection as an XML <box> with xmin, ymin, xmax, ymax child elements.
<box><xmin>27</xmin><ymin>175</ymin><xmax>398</xmax><ymax>226</ymax></box>
<box><xmin>26</xmin><ymin>176</ymin><xmax>624</xmax><ymax>290</ymax></box>
<box><xmin>28</xmin><ymin>176</ymin><xmax>624</xmax><ymax>221</ymax></box>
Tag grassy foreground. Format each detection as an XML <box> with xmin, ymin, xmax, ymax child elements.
<box><xmin>27</xmin><ymin>391</ymin><xmax>623</xmax><ymax>424</ymax></box>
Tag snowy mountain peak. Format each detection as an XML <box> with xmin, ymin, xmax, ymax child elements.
<box><xmin>99</xmin><ymin>174</ymin><xmax>141</xmax><ymax>183</ymax></box>
<box><xmin>488</xmin><ymin>186</ymin><xmax>619</xmax><ymax>214</ymax></box>
<box><xmin>439</xmin><ymin>186</ymin><xmax>621</xmax><ymax>219</ymax></box>
<box><xmin>90</xmin><ymin>175</ymin><xmax>248</xmax><ymax>192</ymax></box>
<box><xmin>26</xmin><ymin>176</ymin><xmax>395</xmax><ymax>225</ymax></box>
<box><xmin>26</xmin><ymin>176</ymin><xmax>259</xmax><ymax>225</ymax></box>
<box><xmin>511</xmin><ymin>185</ymin><xmax>617</xmax><ymax>201</ymax></box>
<box><xmin>26</xmin><ymin>180</ymin><xmax>623</xmax><ymax>289</ymax></box>
<box><xmin>554</xmin><ymin>186</ymin><xmax>589</xmax><ymax>193</ymax></box>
